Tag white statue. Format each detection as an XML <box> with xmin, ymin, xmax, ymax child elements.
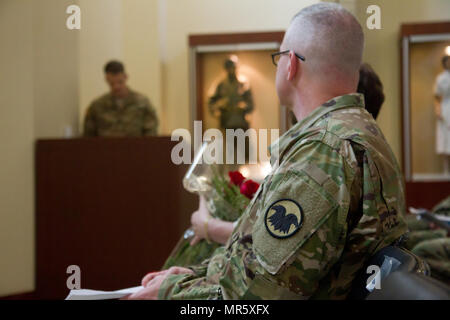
<box><xmin>434</xmin><ymin>55</ymin><xmax>450</xmax><ymax>174</ymax></box>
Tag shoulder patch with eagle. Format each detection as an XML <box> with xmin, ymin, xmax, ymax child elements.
<box><xmin>264</xmin><ymin>199</ymin><xmax>303</xmax><ymax>239</ymax></box>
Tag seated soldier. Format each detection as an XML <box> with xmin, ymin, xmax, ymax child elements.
<box><xmin>187</xmin><ymin>62</ymin><xmax>387</xmax><ymax>248</ymax></box>
<box><xmin>83</xmin><ymin>60</ymin><xmax>159</xmax><ymax>137</ymax></box>
<box><xmin>128</xmin><ymin>3</ymin><xmax>407</xmax><ymax>300</ymax></box>
<box><xmin>405</xmin><ymin>196</ymin><xmax>450</xmax><ymax>285</ymax></box>
<box><xmin>357</xmin><ymin>63</ymin><xmax>385</xmax><ymax>120</ymax></box>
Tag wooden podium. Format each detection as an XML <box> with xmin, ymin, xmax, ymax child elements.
<box><xmin>35</xmin><ymin>137</ymin><xmax>197</xmax><ymax>299</ymax></box>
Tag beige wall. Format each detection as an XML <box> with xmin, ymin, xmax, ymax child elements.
<box><xmin>353</xmin><ymin>0</ymin><xmax>450</xmax><ymax>164</ymax></box>
<box><xmin>0</xmin><ymin>0</ymin><xmax>35</xmax><ymax>297</ymax></box>
<box><xmin>0</xmin><ymin>0</ymin><xmax>81</xmax><ymax>296</ymax></box>
<box><xmin>122</xmin><ymin>0</ymin><xmax>162</xmax><ymax>125</ymax></box>
<box><xmin>78</xmin><ymin>0</ymin><xmax>123</xmax><ymax>127</ymax></box>
<box><xmin>33</xmin><ymin>0</ymin><xmax>80</xmax><ymax>138</ymax></box>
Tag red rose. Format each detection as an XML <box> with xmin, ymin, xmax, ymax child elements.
<box><xmin>240</xmin><ymin>179</ymin><xmax>260</xmax><ymax>199</ymax></box>
<box><xmin>228</xmin><ymin>171</ymin><xmax>245</xmax><ymax>186</ymax></box>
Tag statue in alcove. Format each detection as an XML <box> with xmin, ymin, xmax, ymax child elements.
<box><xmin>208</xmin><ymin>56</ymin><xmax>254</xmax><ymax>165</ymax></box>
<box><xmin>434</xmin><ymin>55</ymin><xmax>450</xmax><ymax>174</ymax></box>
<box><xmin>208</xmin><ymin>57</ymin><xmax>254</xmax><ymax>130</ymax></box>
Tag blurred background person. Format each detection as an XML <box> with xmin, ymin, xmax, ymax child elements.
<box><xmin>405</xmin><ymin>196</ymin><xmax>450</xmax><ymax>285</ymax></box>
<box><xmin>357</xmin><ymin>62</ymin><xmax>385</xmax><ymax>120</ymax></box>
<box><xmin>434</xmin><ymin>55</ymin><xmax>450</xmax><ymax>173</ymax></box>
<box><xmin>83</xmin><ymin>60</ymin><xmax>159</xmax><ymax>137</ymax></box>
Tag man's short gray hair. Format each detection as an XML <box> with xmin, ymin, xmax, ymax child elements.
<box><xmin>285</xmin><ymin>3</ymin><xmax>364</xmax><ymax>79</ymax></box>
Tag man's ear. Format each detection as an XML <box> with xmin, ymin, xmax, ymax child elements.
<box><xmin>287</xmin><ymin>50</ymin><xmax>298</xmax><ymax>81</ymax></box>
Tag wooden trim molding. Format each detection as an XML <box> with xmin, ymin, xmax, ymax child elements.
<box><xmin>189</xmin><ymin>31</ymin><xmax>284</xmax><ymax>47</ymax></box>
<box><xmin>195</xmin><ymin>53</ymin><xmax>203</xmax><ymax>122</ymax></box>
<box><xmin>401</xmin><ymin>21</ymin><xmax>450</xmax><ymax>37</ymax></box>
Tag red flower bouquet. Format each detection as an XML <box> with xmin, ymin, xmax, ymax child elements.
<box><xmin>240</xmin><ymin>179</ymin><xmax>260</xmax><ymax>199</ymax></box>
<box><xmin>209</xmin><ymin>169</ymin><xmax>260</xmax><ymax>221</ymax></box>
<box><xmin>228</xmin><ymin>171</ymin><xmax>245</xmax><ymax>186</ymax></box>
<box><xmin>163</xmin><ymin>167</ymin><xmax>260</xmax><ymax>270</ymax></box>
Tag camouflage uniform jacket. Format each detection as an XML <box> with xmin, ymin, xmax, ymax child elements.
<box><xmin>83</xmin><ymin>89</ymin><xmax>158</xmax><ymax>137</ymax></box>
<box><xmin>432</xmin><ymin>196</ymin><xmax>450</xmax><ymax>216</ymax></box>
<box><xmin>158</xmin><ymin>94</ymin><xmax>408</xmax><ymax>300</ymax></box>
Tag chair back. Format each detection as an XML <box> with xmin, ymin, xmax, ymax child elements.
<box><xmin>348</xmin><ymin>245</ymin><xmax>430</xmax><ymax>299</ymax></box>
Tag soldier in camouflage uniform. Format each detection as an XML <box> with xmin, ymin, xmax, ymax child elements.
<box><xmin>405</xmin><ymin>196</ymin><xmax>450</xmax><ymax>285</ymax></box>
<box><xmin>148</xmin><ymin>93</ymin><xmax>408</xmax><ymax>300</ymax></box>
<box><xmin>432</xmin><ymin>196</ymin><xmax>450</xmax><ymax>217</ymax></box>
<box><xmin>128</xmin><ymin>3</ymin><xmax>407</xmax><ymax>300</ymax></box>
<box><xmin>83</xmin><ymin>60</ymin><xmax>158</xmax><ymax>137</ymax></box>
<box><xmin>412</xmin><ymin>238</ymin><xmax>450</xmax><ymax>285</ymax></box>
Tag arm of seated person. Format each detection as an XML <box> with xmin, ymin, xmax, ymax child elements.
<box><xmin>190</xmin><ymin>196</ymin><xmax>234</xmax><ymax>246</ymax></box>
<box><xmin>140</xmin><ymin>266</ymin><xmax>194</xmax><ymax>288</ymax></box>
<box><xmin>205</xmin><ymin>217</ymin><xmax>234</xmax><ymax>245</ymax></box>
<box><xmin>123</xmin><ymin>266</ymin><xmax>194</xmax><ymax>300</ymax></box>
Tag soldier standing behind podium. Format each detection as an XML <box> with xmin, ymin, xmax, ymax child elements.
<box><xmin>83</xmin><ymin>61</ymin><xmax>159</xmax><ymax>137</ymax></box>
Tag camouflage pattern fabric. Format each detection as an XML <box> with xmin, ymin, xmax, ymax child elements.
<box><xmin>158</xmin><ymin>94</ymin><xmax>407</xmax><ymax>300</ymax></box>
<box><xmin>83</xmin><ymin>89</ymin><xmax>158</xmax><ymax>137</ymax></box>
<box><xmin>404</xmin><ymin>229</ymin><xmax>447</xmax><ymax>250</ymax></box>
<box><xmin>432</xmin><ymin>196</ymin><xmax>450</xmax><ymax>216</ymax></box>
<box><xmin>163</xmin><ymin>184</ymin><xmax>246</xmax><ymax>270</ymax></box>
<box><xmin>412</xmin><ymin>238</ymin><xmax>450</xmax><ymax>285</ymax></box>
<box><xmin>405</xmin><ymin>215</ymin><xmax>430</xmax><ymax>232</ymax></box>
<box><xmin>404</xmin><ymin>196</ymin><xmax>450</xmax><ymax>284</ymax></box>
<box><xmin>162</xmin><ymin>238</ymin><xmax>222</xmax><ymax>271</ymax></box>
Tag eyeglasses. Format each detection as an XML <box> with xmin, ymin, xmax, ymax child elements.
<box><xmin>271</xmin><ymin>50</ymin><xmax>306</xmax><ymax>66</ymax></box>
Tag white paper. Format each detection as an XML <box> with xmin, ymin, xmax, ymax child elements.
<box><xmin>65</xmin><ymin>286</ymin><xmax>144</xmax><ymax>300</ymax></box>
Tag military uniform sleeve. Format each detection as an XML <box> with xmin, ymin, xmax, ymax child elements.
<box><xmin>142</xmin><ymin>98</ymin><xmax>159</xmax><ymax>136</ymax></box>
<box><xmin>83</xmin><ymin>104</ymin><xmax>97</xmax><ymax>137</ymax></box>
<box><xmin>156</xmin><ymin>141</ymin><xmax>355</xmax><ymax>300</ymax></box>
<box><xmin>158</xmin><ymin>255</ymin><xmax>224</xmax><ymax>300</ymax></box>
<box><xmin>220</xmin><ymin>141</ymin><xmax>356</xmax><ymax>299</ymax></box>
<box><xmin>158</xmin><ymin>273</ymin><xmax>222</xmax><ymax>300</ymax></box>
<box><xmin>187</xmin><ymin>258</ymin><xmax>211</xmax><ymax>277</ymax></box>
<box><xmin>321</xmin><ymin>146</ymin><xmax>408</xmax><ymax>299</ymax></box>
